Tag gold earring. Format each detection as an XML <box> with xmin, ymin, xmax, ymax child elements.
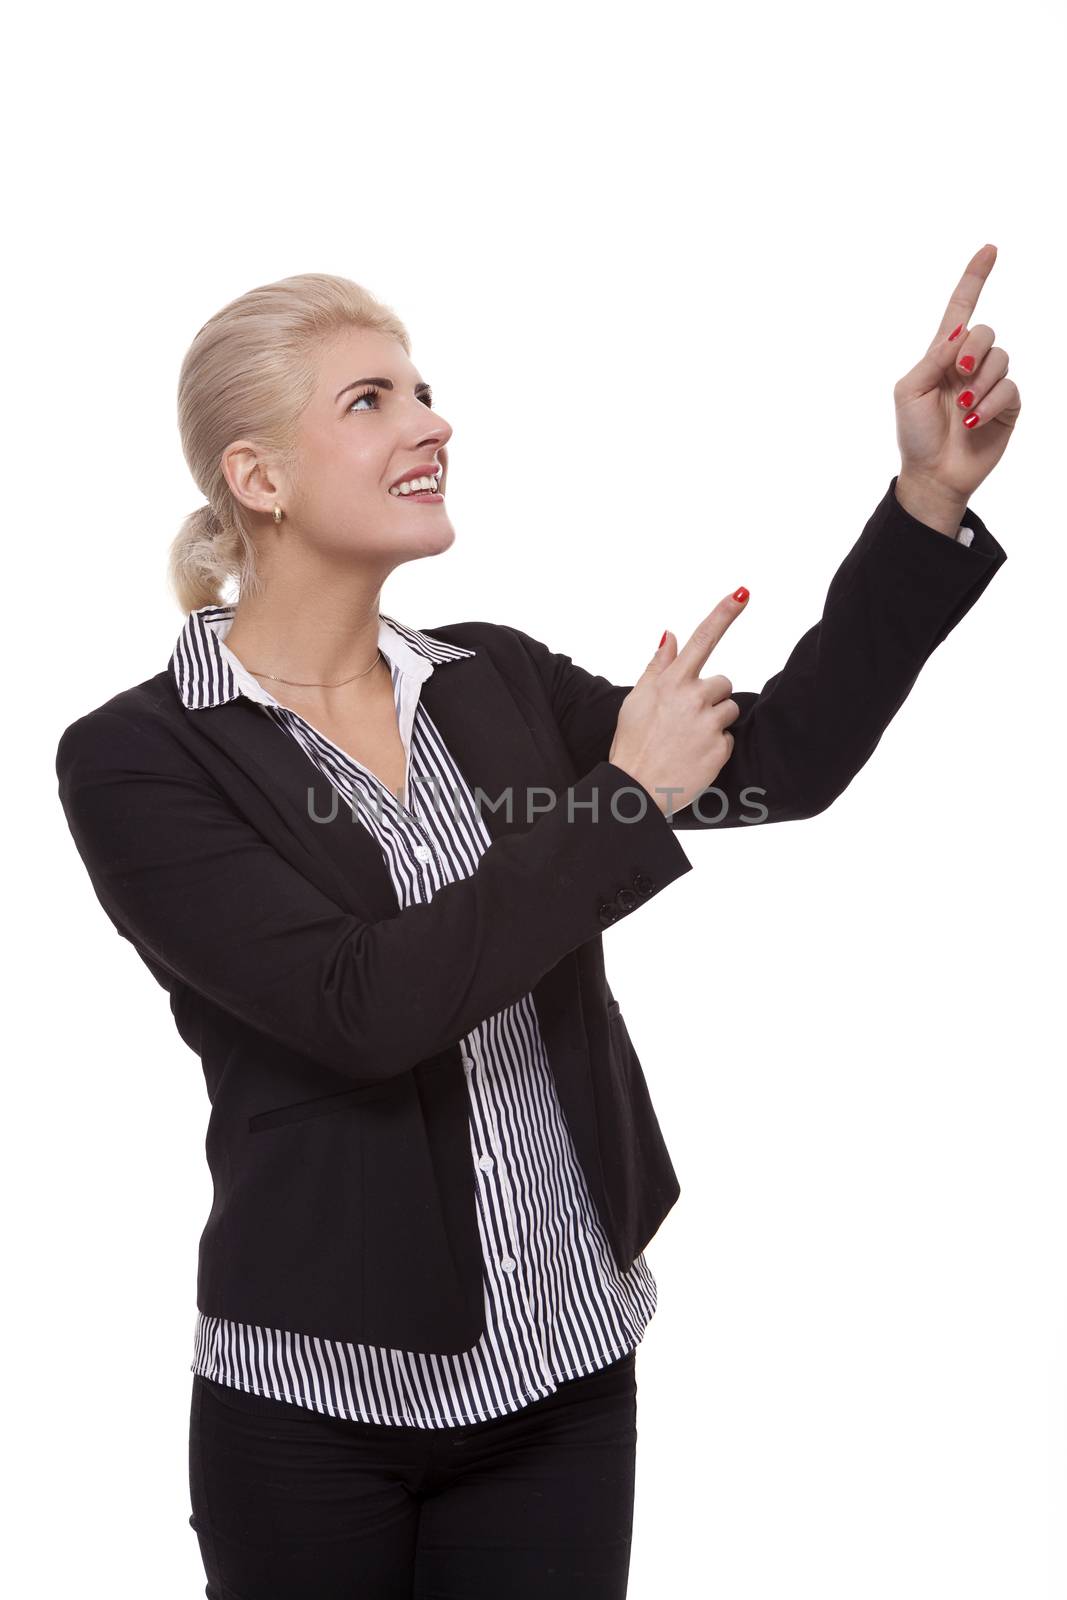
<box><xmin>272</xmin><ymin>505</ymin><xmax>283</xmax><ymax>525</ymax></box>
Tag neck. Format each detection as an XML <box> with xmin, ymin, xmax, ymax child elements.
<box><xmin>223</xmin><ymin>574</ymin><xmax>389</xmax><ymax>695</ymax></box>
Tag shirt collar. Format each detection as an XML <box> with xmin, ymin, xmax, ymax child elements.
<box><xmin>170</xmin><ymin>603</ymin><xmax>475</xmax><ymax>711</ymax></box>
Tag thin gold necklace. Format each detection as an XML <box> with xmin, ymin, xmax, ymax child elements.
<box><xmin>245</xmin><ymin>649</ymin><xmax>384</xmax><ymax>689</ymax></box>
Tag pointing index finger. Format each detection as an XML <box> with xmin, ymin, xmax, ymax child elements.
<box><xmin>673</xmin><ymin>591</ymin><xmax>747</xmax><ymax>678</ymax></box>
<box><xmin>932</xmin><ymin>242</ymin><xmax>998</xmax><ymax>347</ymax></box>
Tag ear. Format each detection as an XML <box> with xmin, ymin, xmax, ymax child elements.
<box><xmin>223</xmin><ymin>440</ymin><xmax>281</xmax><ymax>520</ymax></box>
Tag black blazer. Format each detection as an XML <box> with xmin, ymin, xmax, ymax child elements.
<box><xmin>55</xmin><ymin>478</ymin><xmax>1007</xmax><ymax>1352</ymax></box>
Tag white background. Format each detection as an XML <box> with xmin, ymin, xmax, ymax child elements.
<box><xmin>7</xmin><ymin>0</ymin><xmax>1063</xmax><ymax>1593</ymax></box>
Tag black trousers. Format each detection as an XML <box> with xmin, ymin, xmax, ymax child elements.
<box><xmin>188</xmin><ymin>1348</ymin><xmax>638</xmax><ymax>1598</ymax></box>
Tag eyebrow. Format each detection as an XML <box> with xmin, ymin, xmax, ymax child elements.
<box><xmin>334</xmin><ymin>376</ymin><xmax>433</xmax><ymax>403</ymax></box>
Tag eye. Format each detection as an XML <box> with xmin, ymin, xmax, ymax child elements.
<box><xmin>348</xmin><ymin>386</ymin><xmax>382</xmax><ymax>412</ymax></box>
<box><xmin>347</xmin><ymin>386</ymin><xmax>435</xmax><ymax>413</ymax></box>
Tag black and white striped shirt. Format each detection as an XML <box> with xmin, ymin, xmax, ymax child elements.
<box><xmin>172</xmin><ymin>604</ymin><xmax>657</xmax><ymax>1429</ymax></box>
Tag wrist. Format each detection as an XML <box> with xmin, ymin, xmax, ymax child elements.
<box><xmin>894</xmin><ymin>471</ymin><xmax>969</xmax><ymax>539</ymax></box>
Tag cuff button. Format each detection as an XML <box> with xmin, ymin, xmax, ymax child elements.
<box><xmin>632</xmin><ymin>873</ymin><xmax>654</xmax><ymax>896</ymax></box>
<box><xmin>598</xmin><ymin>902</ymin><xmax>620</xmax><ymax>925</ymax></box>
<box><xmin>615</xmin><ymin>886</ymin><xmax>638</xmax><ymax>913</ymax></box>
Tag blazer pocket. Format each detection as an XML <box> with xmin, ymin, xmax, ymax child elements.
<box><xmin>248</xmin><ymin>1086</ymin><xmax>372</xmax><ymax>1133</ymax></box>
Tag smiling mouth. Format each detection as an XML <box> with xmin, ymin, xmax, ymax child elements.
<box><xmin>389</xmin><ymin>474</ymin><xmax>445</xmax><ymax>502</ymax></box>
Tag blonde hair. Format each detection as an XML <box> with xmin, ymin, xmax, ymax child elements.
<box><xmin>169</xmin><ymin>273</ymin><xmax>411</xmax><ymax>613</ymax></box>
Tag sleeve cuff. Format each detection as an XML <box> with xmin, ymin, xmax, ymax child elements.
<box><xmin>883</xmin><ymin>474</ymin><xmax>1004</xmax><ymax>564</ymax></box>
<box><xmin>868</xmin><ymin>475</ymin><xmax>1008</xmax><ymax>654</ymax></box>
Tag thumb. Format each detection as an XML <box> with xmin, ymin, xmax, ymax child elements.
<box><xmin>645</xmin><ymin>628</ymin><xmax>677</xmax><ymax>674</ymax></box>
<box><xmin>896</xmin><ymin>323</ymin><xmax>969</xmax><ymax>402</ymax></box>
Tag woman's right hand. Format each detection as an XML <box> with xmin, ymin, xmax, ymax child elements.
<box><xmin>608</xmin><ymin>591</ymin><xmax>749</xmax><ymax>820</ymax></box>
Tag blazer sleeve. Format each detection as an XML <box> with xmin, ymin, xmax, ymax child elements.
<box><xmin>509</xmin><ymin>475</ymin><xmax>1008</xmax><ymax>828</ymax></box>
<box><xmin>55</xmin><ymin>707</ymin><xmax>693</xmax><ymax>1083</ymax></box>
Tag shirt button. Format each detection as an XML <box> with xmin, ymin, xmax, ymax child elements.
<box><xmin>414</xmin><ymin>845</ymin><xmax>431</xmax><ymax>862</ymax></box>
<box><xmin>461</xmin><ymin>1054</ymin><xmax>475</xmax><ymax>1072</ymax></box>
<box><xmin>478</xmin><ymin>1154</ymin><xmax>494</xmax><ymax>1172</ymax></box>
<box><xmin>500</xmin><ymin>1257</ymin><xmax>516</xmax><ymax>1273</ymax></box>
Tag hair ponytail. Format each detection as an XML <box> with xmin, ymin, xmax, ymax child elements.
<box><xmin>168</xmin><ymin>502</ymin><xmax>259</xmax><ymax>614</ymax></box>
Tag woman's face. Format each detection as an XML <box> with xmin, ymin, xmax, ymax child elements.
<box><xmin>280</xmin><ymin>325</ymin><xmax>456</xmax><ymax>568</ymax></box>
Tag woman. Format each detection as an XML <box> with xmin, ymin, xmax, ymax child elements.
<box><xmin>56</xmin><ymin>249</ymin><xmax>1017</xmax><ymax>1598</ymax></box>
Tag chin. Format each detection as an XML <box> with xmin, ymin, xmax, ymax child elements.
<box><xmin>400</xmin><ymin>516</ymin><xmax>456</xmax><ymax>560</ymax></box>
<box><xmin>422</xmin><ymin>518</ymin><xmax>457</xmax><ymax>553</ymax></box>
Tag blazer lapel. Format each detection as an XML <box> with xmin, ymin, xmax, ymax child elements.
<box><xmin>417</xmin><ymin>647</ymin><xmax>574</xmax><ymax>843</ymax></box>
<box><xmin>177</xmin><ymin>647</ymin><xmax>573</xmax><ymax>922</ymax></box>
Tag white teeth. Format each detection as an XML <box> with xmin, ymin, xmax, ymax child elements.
<box><xmin>390</xmin><ymin>474</ymin><xmax>441</xmax><ymax>497</ymax></box>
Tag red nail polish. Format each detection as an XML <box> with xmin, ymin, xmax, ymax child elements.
<box><xmin>959</xmin><ymin>354</ymin><xmax>976</xmax><ymax>372</ymax></box>
<box><xmin>963</xmin><ymin>411</ymin><xmax>980</xmax><ymax>429</ymax></box>
<box><xmin>948</xmin><ymin>323</ymin><xmax>964</xmax><ymax>341</ymax></box>
<box><xmin>957</xmin><ymin>390</ymin><xmax>975</xmax><ymax>408</ymax></box>
<box><xmin>658</xmin><ymin>630</ymin><xmax>667</xmax><ymax>648</ymax></box>
<box><xmin>733</xmin><ymin>586</ymin><xmax>749</xmax><ymax>603</ymax></box>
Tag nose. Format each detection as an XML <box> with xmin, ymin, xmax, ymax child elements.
<box><xmin>418</xmin><ymin>424</ymin><xmax>451</xmax><ymax>492</ymax></box>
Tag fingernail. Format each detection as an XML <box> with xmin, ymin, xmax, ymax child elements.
<box><xmin>963</xmin><ymin>411</ymin><xmax>980</xmax><ymax>429</ymax></box>
<box><xmin>733</xmin><ymin>587</ymin><xmax>749</xmax><ymax>603</ymax></box>
<box><xmin>957</xmin><ymin>390</ymin><xmax>975</xmax><ymax>408</ymax></box>
<box><xmin>958</xmin><ymin>354</ymin><xmax>976</xmax><ymax>373</ymax></box>
<box><xmin>658</xmin><ymin>630</ymin><xmax>667</xmax><ymax>648</ymax></box>
<box><xmin>948</xmin><ymin>323</ymin><xmax>964</xmax><ymax>342</ymax></box>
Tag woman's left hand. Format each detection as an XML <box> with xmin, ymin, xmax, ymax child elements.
<box><xmin>894</xmin><ymin>243</ymin><xmax>1022</xmax><ymax>503</ymax></box>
